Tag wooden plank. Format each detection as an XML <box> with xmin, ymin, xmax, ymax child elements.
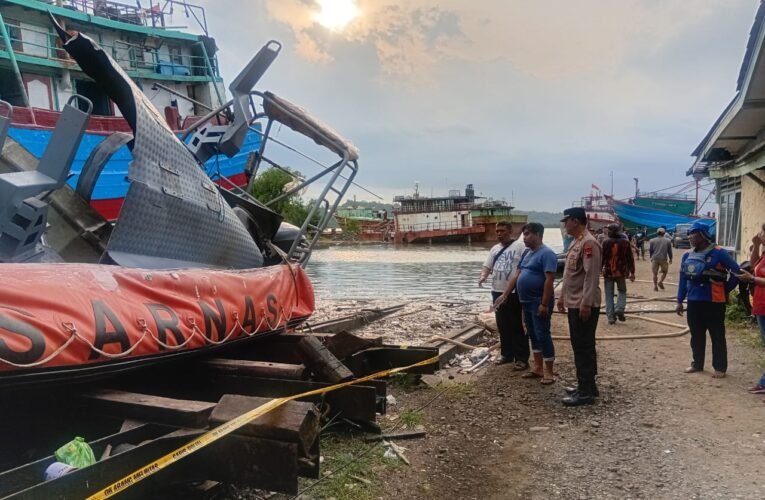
<box><xmin>203</xmin><ymin>358</ymin><xmax>308</xmax><ymax>380</ymax></box>
<box><xmin>0</xmin><ymin>424</ymin><xmax>173</xmax><ymax>498</ymax></box>
<box><xmin>81</xmin><ymin>389</ymin><xmax>217</xmax><ymax>428</ymax></box>
<box><xmin>363</xmin><ymin>430</ymin><xmax>427</xmax><ymax>442</ymax></box>
<box><xmin>210</xmin><ymin>394</ymin><xmax>319</xmax><ymax>456</ymax></box>
<box><xmin>345</xmin><ymin>346</ymin><xmax>440</xmax><ymax>377</ymax></box>
<box><xmin>209</xmin><ymin>374</ymin><xmax>378</xmax><ymax>422</ymax></box>
<box><xmin>7</xmin><ymin>432</ymin><xmax>302</xmax><ymax>498</ymax></box>
<box><xmin>324</xmin><ymin>330</ymin><xmax>383</xmax><ymax>360</ymax></box>
<box><xmin>307</xmin><ymin>305</ymin><xmax>404</xmax><ymax>333</ymax></box>
<box><xmin>296</xmin><ymin>335</ymin><xmax>354</xmax><ymax>383</ymax></box>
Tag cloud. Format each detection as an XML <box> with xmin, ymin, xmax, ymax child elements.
<box><xmin>262</xmin><ymin>0</ymin><xmax>733</xmax><ymax>80</ymax></box>
<box><xmin>197</xmin><ymin>0</ymin><xmax>757</xmax><ymax>211</ymax></box>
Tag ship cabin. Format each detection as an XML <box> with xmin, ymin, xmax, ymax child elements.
<box><xmin>393</xmin><ymin>184</ymin><xmax>525</xmax><ymax>243</ymax></box>
<box><xmin>0</xmin><ymin>0</ymin><xmax>223</xmax><ymax>129</ymax></box>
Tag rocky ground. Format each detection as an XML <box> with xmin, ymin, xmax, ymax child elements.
<box><xmin>311</xmin><ymin>259</ymin><xmax>765</xmax><ymax>499</ymax></box>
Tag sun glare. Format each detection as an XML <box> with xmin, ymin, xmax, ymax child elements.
<box><xmin>315</xmin><ymin>0</ymin><xmax>360</xmax><ymax>31</ymax></box>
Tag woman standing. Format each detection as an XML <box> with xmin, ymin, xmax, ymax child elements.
<box><xmin>736</xmin><ymin>225</ymin><xmax>765</xmax><ymax>399</ymax></box>
<box><xmin>676</xmin><ymin>221</ymin><xmax>741</xmax><ymax>378</ymax></box>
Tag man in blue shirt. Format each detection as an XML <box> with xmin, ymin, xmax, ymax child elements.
<box><xmin>676</xmin><ymin>221</ymin><xmax>740</xmax><ymax>377</ymax></box>
<box><xmin>496</xmin><ymin>223</ymin><xmax>558</xmax><ymax>384</ymax></box>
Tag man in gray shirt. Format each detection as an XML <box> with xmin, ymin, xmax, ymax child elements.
<box><xmin>649</xmin><ymin>227</ymin><xmax>673</xmax><ymax>291</ymax></box>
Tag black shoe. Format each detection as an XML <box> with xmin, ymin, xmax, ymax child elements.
<box><xmin>608</xmin><ymin>317</ymin><xmax>616</xmax><ymax>325</ymax></box>
<box><xmin>564</xmin><ymin>385</ymin><xmax>599</xmax><ymax>397</ymax></box>
<box><xmin>562</xmin><ymin>392</ymin><xmax>595</xmax><ymax>406</ymax></box>
<box><xmin>494</xmin><ymin>356</ymin><xmax>512</xmax><ymax>365</ymax></box>
<box><xmin>617</xmin><ymin>312</ymin><xmax>626</xmax><ymax>322</ymax></box>
<box><xmin>512</xmin><ymin>361</ymin><xmax>529</xmax><ymax>371</ymax></box>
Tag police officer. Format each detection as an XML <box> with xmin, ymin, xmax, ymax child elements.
<box><xmin>558</xmin><ymin>207</ymin><xmax>602</xmax><ymax>406</ymax></box>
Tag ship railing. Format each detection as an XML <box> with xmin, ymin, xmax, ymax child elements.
<box><xmin>396</xmin><ymin>221</ymin><xmax>474</xmax><ymax>232</ymax></box>
<box><xmin>0</xmin><ymin>25</ymin><xmax>219</xmax><ymax>81</ymax></box>
<box><xmin>59</xmin><ymin>0</ymin><xmax>209</xmax><ymax>34</ymax></box>
<box><xmin>182</xmin><ymin>78</ymin><xmax>360</xmax><ymax>267</ymax></box>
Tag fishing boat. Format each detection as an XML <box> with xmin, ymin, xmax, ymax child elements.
<box><xmin>0</xmin><ymin>0</ymin><xmax>260</xmax><ymax>220</ymax></box>
<box><xmin>0</xmin><ymin>16</ymin><xmax>359</xmax><ymax>388</ymax></box>
<box><xmin>607</xmin><ymin>197</ymin><xmax>716</xmax><ymax>235</ymax></box>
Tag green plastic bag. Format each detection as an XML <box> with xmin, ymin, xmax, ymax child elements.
<box><xmin>54</xmin><ymin>437</ymin><xmax>96</xmax><ymax>469</ymax></box>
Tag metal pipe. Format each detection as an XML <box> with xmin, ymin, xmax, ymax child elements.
<box><xmin>151</xmin><ymin>81</ymin><xmax>213</xmax><ymax>112</ymax></box>
<box><xmin>196</xmin><ymin>40</ymin><xmax>223</xmax><ymax>108</ymax></box>
<box><xmin>0</xmin><ymin>11</ymin><xmax>29</xmax><ymax>107</ymax></box>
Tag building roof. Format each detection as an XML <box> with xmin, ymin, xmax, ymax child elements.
<box><xmin>690</xmin><ymin>0</ymin><xmax>765</xmax><ymax>178</ymax></box>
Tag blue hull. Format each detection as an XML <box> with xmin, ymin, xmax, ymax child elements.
<box><xmin>8</xmin><ymin>124</ymin><xmax>261</xmax><ymax>218</ymax></box>
<box><xmin>610</xmin><ymin>199</ymin><xmax>716</xmax><ymax>234</ymax></box>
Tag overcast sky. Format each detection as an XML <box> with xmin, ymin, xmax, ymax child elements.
<box><xmin>195</xmin><ymin>0</ymin><xmax>757</xmax><ymax>211</ymax></box>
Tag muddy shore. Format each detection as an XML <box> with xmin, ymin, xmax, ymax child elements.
<box><xmin>304</xmin><ymin>259</ymin><xmax>765</xmax><ymax>499</ymax></box>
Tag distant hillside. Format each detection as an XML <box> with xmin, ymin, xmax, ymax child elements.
<box><xmin>514</xmin><ymin>210</ymin><xmax>564</xmax><ymax>227</ymax></box>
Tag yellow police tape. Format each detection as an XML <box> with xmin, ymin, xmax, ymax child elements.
<box><xmin>86</xmin><ymin>355</ymin><xmax>440</xmax><ymax>499</ymax></box>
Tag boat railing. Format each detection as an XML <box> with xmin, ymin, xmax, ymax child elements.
<box><xmin>397</xmin><ymin>221</ymin><xmax>473</xmax><ymax>232</ymax></box>
<box><xmin>0</xmin><ymin>24</ymin><xmax>219</xmax><ymax>80</ymax></box>
<box><xmin>181</xmin><ymin>85</ymin><xmax>359</xmax><ymax>267</ymax></box>
<box><xmin>59</xmin><ymin>0</ymin><xmax>209</xmax><ymax>34</ymax></box>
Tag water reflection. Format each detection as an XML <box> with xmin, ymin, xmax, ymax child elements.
<box><xmin>307</xmin><ymin>231</ymin><xmax>563</xmax><ymax>301</ymax></box>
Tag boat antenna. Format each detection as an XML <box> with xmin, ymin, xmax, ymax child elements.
<box><xmin>633</xmin><ymin>177</ymin><xmax>639</xmax><ymax>197</ymax></box>
<box><xmin>610</xmin><ymin>170</ymin><xmax>614</xmax><ymax>196</ymax></box>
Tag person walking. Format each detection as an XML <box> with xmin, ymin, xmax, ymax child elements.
<box><xmin>557</xmin><ymin>207</ymin><xmax>602</xmax><ymax>406</ymax></box>
<box><xmin>602</xmin><ymin>223</ymin><xmax>635</xmax><ymax>325</ymax></box>
<box><xmin>649</xmin><ymin>227</ymin><xmax>673</xmax><ymax>291</ymax></box>
<box><xmin>676</xmin><ymin>221</ymin><xmax>740</xmax><ymax>378</ymax></box>
<box><xmin>737</xmin><ymin>225</ymin><xmax>765</xmax><ymax>400</ymax></box>
<box><xmin>496</xmin><ymin>223</ymin><xmax>558</xmax><ymax>384</ymax></box>
<box><xmin>479</xmin><ymin>221</ymin><xmax>529</xmax><ymax>368</ymax></box>
<box><xmin>634</xmin><ymin>227</ymin><xmax>647</xmax><ymax>261</ymax></box>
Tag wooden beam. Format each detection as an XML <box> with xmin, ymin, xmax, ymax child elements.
<box><xmin>209</xmin><ymin>374</ymin><xmax>379</xmax><ymax>422</ymax></box>
<box><xmin>296</xmin><ymin>336</ymin><xmax>354</xmax><ymax>383</ymax></box>
<box><xmin>324</xmin><ymin>330</ymin><xmax>383</xmax><ymax>359</ymax></box>
<box><xmin>203</xmin><ymin>358</ymin><xmax>308</xmax><ymax>380</ymax></box>
<box><xmin>210</xmin><ymin>394</ymin><xmax>319</xmax><ymax>457</ymax></box>
<box><xmin>81</xmin><ymin>389</ymin><xmax>217</xmax><ymax>428</ymax></box>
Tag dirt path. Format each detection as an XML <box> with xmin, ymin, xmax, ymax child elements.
<box><xmin>381</xmin><ymin>260</ymin><xmax>765</xmax><ymax>499</ymax></box>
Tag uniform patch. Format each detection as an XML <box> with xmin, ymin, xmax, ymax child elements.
<box><xmin>584</xmin><ymin>245</ymin><xmax>593</xmax><ymax>258</ymax></box>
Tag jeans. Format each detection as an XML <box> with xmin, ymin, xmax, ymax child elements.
<box><xmin>521</xmin><ymin>299</ymin><xmax>555</xmax><ymax>360</ymax></box>
<box><xmin>604</xmin><ymin>277</ymin><xmax>627</xmax><ymax>320</ymax></box>
<box><xmin>686</xmin><ymin>301</ymin><xmax>727</xmax><ymax>372</ymax></box>
<box><xmin>567</xmin><ymin>308</ymin><xmax>600</xmax><ymax>396</ymax></box>
<box><xmin>491</xmin><ymin>291</ymin><xmax>530</xmax><ymax>364</ymax></box>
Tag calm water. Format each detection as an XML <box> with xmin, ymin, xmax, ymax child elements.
<box><xmin>306</xmin><ymin>231</ymin><xmax>564</xmax><ymax>301</ymax></box>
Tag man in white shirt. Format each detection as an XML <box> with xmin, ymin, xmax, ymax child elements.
<box><xmin>479</xmin><ymin>221</ymin><xmax>529</xmax><ymax>368</ymax></box>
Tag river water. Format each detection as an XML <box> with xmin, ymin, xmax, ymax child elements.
<box><xmin>306</xmin><ymin>231</ymin><xmax>564</xmax><ymax>302</ymax></box>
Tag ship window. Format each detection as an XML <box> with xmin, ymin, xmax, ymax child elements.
<box><xmin>0</xmin><ymin>68</ymin><xmax>27</xmax><ymax>106</ymax></box>
<box><xmin>3</xmin><ymin>18</ymin><xmax>23</xmax><ymax>52</ymax></box>
<box><xmin>127</xmin><ymin>38</ymin><xmax>146</xmax><ymax>70</ymax></box>
<box><xmin>168</xmin><ymin>45</ymin><xmax>184</xmax><ymax>66</ymax></box>
<box><xmin>74</xmin><ymin>79</ymin><xmax>113</xmax><ymax>116</ymax></box>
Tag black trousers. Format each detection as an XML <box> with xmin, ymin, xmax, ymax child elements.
<box><xmin>492</xmin><ymin>291</ymin><xmax>529</xmax><ymax>364</ymax></box>
<box><xmin>686</xmin><ymin>301</ymin><xmax>727</xmax><ymax>372</ymax></box>
<box><xmin>567</xmin><ymin>308</ymin><xmax>600</xmax><ymax>395</ymax></box>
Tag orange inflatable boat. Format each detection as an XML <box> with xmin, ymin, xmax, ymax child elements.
<box><xmin>0</xmin><ymin>263</ymin><xmax>314</xmax><ymax>384</ymax></box>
